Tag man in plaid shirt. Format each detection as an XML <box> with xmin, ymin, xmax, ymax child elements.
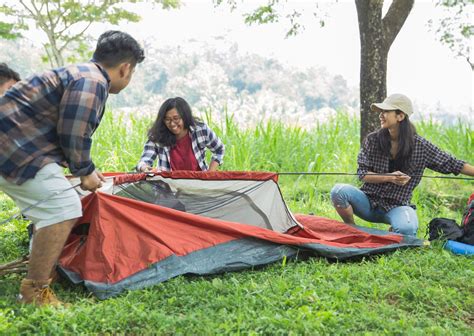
<box><xmin>331</xmin><ymin>94</ymin><xmax>474</xmax><ymax>236</ymax></box>
<box><xmin>0</xmin><ymin>30</ymin><xmax>144</xmax><ymax>306</ymax></box>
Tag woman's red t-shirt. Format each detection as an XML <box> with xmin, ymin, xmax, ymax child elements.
<box><xmin>170</xmin><ymin>134</ymin><xmax>201</xmax><ymax>171</ymax></box>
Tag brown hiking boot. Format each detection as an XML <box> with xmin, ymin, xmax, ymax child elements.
<box><xmin>18</xmin><ymin>278</ymin><xmax>66</xmax><ymax>307</ymax></box>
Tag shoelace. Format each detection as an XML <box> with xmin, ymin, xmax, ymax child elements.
<box><xmin>38</xmin><ymin>285</ymin><xmax>58</xmax><ymax>304</ymax></box>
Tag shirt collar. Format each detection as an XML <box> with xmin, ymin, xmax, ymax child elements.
<box><xmin>91</xmin><ymin>60</ymin><xmax>111</xmax><ymax>84</ymax></box>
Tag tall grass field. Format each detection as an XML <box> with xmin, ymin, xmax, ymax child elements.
<box><xmin>0</xmin><ymin>110</ymin><xmax>473</xmax><ymax>334</ymax></box>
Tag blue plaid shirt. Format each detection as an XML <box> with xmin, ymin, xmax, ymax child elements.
<box><xmin>138</xmin><ymin>122</ymin><xmax>225</xmax><ymax>171</ymax></box>
<box><xmin>0</xmin><ymin>62</ymin><xmax>110</xmax><ymax>185</ymax></box>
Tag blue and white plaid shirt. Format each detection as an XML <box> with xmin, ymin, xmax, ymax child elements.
<box><xmin>138</xmin><ymin>122</ymin><xmax>225</xmax><ymax>171</ymax></box>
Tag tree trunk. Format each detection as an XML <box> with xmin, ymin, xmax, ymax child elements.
<box><xmin>49</xmin><ymin>42</ymin><xmax>65</xmax><ymax>68</ymax></box>
<box><xmin>355</xmin><ymin>0</ymin><xmax>414</xmax><ymax>143</ymax></box>
<box><xmin>44</xmin><ymin>29</ymin><xmax>64</xmax><ymax>68</ymax></box>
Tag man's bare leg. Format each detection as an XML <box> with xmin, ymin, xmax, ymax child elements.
<box><xmin>27</xmin><ymin>218</ymin><xmax>78</xmax><ymax>280</ymax></box>
<box><xmin>19</xmin><ymin>218</ymin><xmax>77</xmax><ymax>306</ymax></box>
<box><xmin>335</xmin><ymin>205</ymin><xmax>355</xmax><ymax>224</ymax></box>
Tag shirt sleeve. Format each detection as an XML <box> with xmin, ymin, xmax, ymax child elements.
<box><xmin>57</xmin><ymin>77</ymin><xmax>107</xmax><ymax>177</ymax></box>
<box><xmin>138</xmin><ymin>140</ymin><xmax>158</xmax><ymax>167</ymax></box>
<box><xmin>203</xmin><ymin>124</ymin><xmax>225</xmax><ymax>165</ymax></box>
<box><xmin>357</xmin><ymin>136</ymin><xmax>374</xmax><ymax>180</ymax></box>
<box><xmin>422</xmin><ymin>138</ymin><xmax>465</xmax><ymax>175</ymax></box>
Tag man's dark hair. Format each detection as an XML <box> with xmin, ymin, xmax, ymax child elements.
<box><xmin>0</xmin><ymin>63</ymin><xmax>21</xmax><ymax>85</ymax></box>
<box><xmin>92</xmin><ymin>30</ymin><xmax>145</xmax><ymax>67</ymax></box>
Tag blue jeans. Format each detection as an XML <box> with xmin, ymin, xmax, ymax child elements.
<box><xmin>330</xmin><ymin>184</ymin><xmax>418</xmax><ymax>236</ymax></box>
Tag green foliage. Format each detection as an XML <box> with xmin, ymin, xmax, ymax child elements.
<box><xmin>64</xmin><ymin>39</ymin><xmax>93</xmax><ymax>65</ymax></box>
<box><xmin>0</xmin><ymin>194</ymin><xmax>30</xmax><ymax>262</ymax></box>
<box><xmin>430</xmin><ymin>0</ymin><xmax>474</xmax><ymax>69</ymax></box>
<box><xmin>0</xmin><ymin>21</ymin><xmax>22</xmax><ymax>40</ymax></box>
<box><xmin>243</xmin><ymin>1</ymin><xmax>279</xmax><ymax>26</ymax></box>
<box><xmin>0</xmin><ymin>0</ymin><xmax>180</xmax><ymax>67</ymax></box>
<box><xmin>215</xmin><ymin>0</ymin><xmax>326</xmax><ymax>38</ymax></box>
<box><xmin>0</xmin><ymin>110</ymin><xmax>473</xmax><ymax>333</ymax></box>
<box><xmin>0</xmin><ymin>248</ymin><xmax>472</xmax><ymax>333</ymax></box>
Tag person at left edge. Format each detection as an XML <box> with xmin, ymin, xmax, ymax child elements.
<box><xmin>0</xmin><ymin>63</ymin><xmax>21</xmax><ymax>94</ymax></box>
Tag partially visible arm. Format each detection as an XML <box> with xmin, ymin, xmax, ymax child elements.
<box><xmin>362</xmin><ymin>171</ymin><xmax>410</xmax><ymax>186</ymax></box>
<box><xmin>460</xmin><ymin>163</ymin><xmax>474</xmax><ymax>176</ymax></box>
<box><xmin>203</xmin><ymin>124</ymin><xmax>225</xmax><ymax>167</ymax></box>
<box><xmin>137</xmin><ymin>140</ymin><xmax>158</xmax><ymax>172</ymax></box>
<box><xmin>357</xmin><ymin>135</ymin><xmax>410</xmax><ymax>186</ymax></box>
<box><xmin>57</xmin><ymin>78</ymin><xmax>107</xmax><ymax>177</ymax></box>
<box><xmin>80</xmin><ymin>170</ymin><xmax>106</xmax><ymax>192</ymax></box>
<box><xmin>208</xmin><ymin>160</ymin><xmax>219</xmax><ymax>171</ymax></box>
<box><xmin>423</xmin><ymin>138</ymin><xmax>465</xmax><ymax>175</ymax></box>
<box><xmin>357</xmin><ymin>135</ymin><xmax>373</xmax><ymax>181</ymax></box>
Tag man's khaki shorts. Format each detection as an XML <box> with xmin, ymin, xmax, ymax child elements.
<box><xmin>0</xmin><ymin>163</ymin><xmax>82</xmax><ymax>229</ymax></box>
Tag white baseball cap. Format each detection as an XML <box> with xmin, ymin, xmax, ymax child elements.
<box><xmin>370</xmin><ymin>93</ymin><xmax>414</xmax><ymax>116</ymax></box>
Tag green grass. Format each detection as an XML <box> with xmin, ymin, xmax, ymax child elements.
<box><xmin>1</xmin><ymin>109</ymin><xmax>473</xmax><ymax>334</ymax></box>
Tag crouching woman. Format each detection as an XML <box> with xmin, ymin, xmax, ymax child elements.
<box><xmin>330</xmin><ymin>93</ymin><xmax>474</xmax><ymax>236</ymax></box>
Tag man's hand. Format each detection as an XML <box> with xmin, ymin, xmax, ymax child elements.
<box><xmin>80</xmin><ymin>170</ymin><xmax>106</xmax><ymax>192</ymax></box>
<box><xmin>390</xmin><ymin>171</ymin><xmax>411</xmax><ymax>186</ymax></box>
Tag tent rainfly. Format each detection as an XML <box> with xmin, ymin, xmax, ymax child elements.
<box><xmin>59</xmin><ymin>171</ymin><xmax>423</xmax><ymax>299</ymax></box>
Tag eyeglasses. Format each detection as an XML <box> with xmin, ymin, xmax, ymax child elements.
<box><xmin>379</xmin><ymin>110</ymin><xmax>396</xmax><ymax>115</ymax></box>
<box><xmin>164</xmin><ymin>116</ymin><xmax>182</xmax><ymax>124</ymax></box>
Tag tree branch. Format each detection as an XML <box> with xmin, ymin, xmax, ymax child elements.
<box><xmin>45</xmin><ymin>0</ymin><xmax>57</xmax><ymax>31</ymax></box>
<box><xmin>467</xmin><ymin>56</ymin><xmax>474</xmax><ymax>71</ymax></box>
<box><xmin>0</xmin><ymin>255</ymin><xmax>28</xmax><ymax>271</ymax></box>
<box><xmin>18</xmin><ymin>0</ymin><xmax>37</xmax><ymax>20</ymax></box>
<box><xmin>54</xmin><ymin>1</ymin><xmax>69</xmax><ymax>27</ymax></box>
<box><xmin>19</xmin><ymin>0</ymin><xmax>48</xmax><ymax>33</ymax></box>
<box><xmin>382</xmin><ymin>0</ymin><xmax>414</xmax><ymax>47</ymax></box>
<box><xmin>58</xmin><ymin>21</ymin><xmax>93</xmax><ymax>53</ymax></box>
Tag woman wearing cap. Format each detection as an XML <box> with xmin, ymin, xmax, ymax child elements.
<box><xmin>330</xmin><ymin>93</ymin><xmax>474</xmax><ymax>236</ymax></box>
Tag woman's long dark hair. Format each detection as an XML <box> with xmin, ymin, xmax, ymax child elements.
<box><xmin>376</xmin><ymin>110</ymin><xmax>417</xmax><ymax>171</ymax></box>
<box><xmin>147</xmin><ymin>97</ymin><xmax>197</xmax><ymax>147</ymax></box>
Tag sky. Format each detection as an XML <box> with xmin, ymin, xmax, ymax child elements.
<box><xmin>2</xmin><ymin>0</ymin><xmax>472</xmax><ymax>115</ymax></box>
<box><xmin>117</xmin><ymin>0</ymin><xmax>472</xmax><ymax>115</ymax></box>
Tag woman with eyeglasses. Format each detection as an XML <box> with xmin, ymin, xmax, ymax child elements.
<box><xmin>137</xmin><ymin>97</ymin><xmax>225</xmax><ymax>172</ymax></box>
<box><xmin>330</xmin><ymin>93</ymin><xmax>474</xmax><ymax>236</ymax></box>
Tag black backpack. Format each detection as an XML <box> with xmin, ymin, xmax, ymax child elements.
<box><xmin>427</xmin><ymin>218</ymin><xmax>463</xmax><ymax>242</ymax></box>
<box><xmin>460</xmin><ymin>199</ymin><xmax>474</xmax><ymax>245</ymax></box>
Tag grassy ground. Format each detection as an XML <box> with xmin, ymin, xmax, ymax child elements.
<box><xmin>0</xmin><ymin>110</ymin><xmax>473</xmax><ymax>334</ymax></box>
